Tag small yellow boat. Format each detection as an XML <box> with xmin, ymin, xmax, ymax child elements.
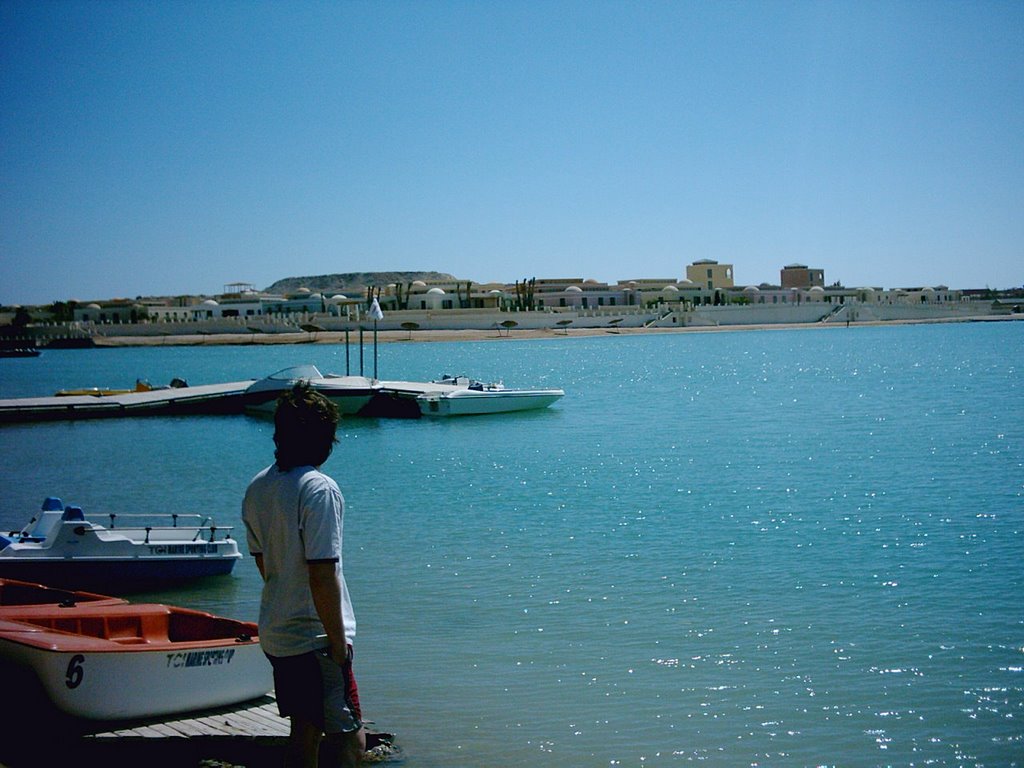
<box><xmin>55</xmin><ymin>378</ymin><xmax>187</xmax><ymax>397</ymax></box>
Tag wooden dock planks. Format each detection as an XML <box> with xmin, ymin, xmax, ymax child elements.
<box><xmin>87</xmin><ymin>694</ymin><xmax>290</xmax><ymax>740</ymax></box>
<box><xmin>0</xmin><ymin>692</ymin><xmax>284</xmax><ymax>766</ymax></box>
<box><xmin>0</xmin><ymin>691</ymin><xmax>397</xmax><ymax>766</ymax></box>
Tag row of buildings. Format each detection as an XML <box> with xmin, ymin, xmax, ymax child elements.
<box><xmin>68</xmin><ymin>261</ymin><xmax>977</xmax><ymax>326</ymax></box>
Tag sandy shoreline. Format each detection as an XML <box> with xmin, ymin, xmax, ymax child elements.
<box><xmin>89</xmin><ymin>315</ymin><xmax>1020</xmax><ymax>347</ymax></box>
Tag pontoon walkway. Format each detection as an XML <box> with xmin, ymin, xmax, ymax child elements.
<box><xmin>0</xmin><ymin>381</ymin><xmax>256</xmax><ymax>423</ymax></box>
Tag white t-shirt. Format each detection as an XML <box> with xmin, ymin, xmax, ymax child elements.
<box><xmin>242</xmin><ymin>464</ymin><xmax>356</xmax><ymax>657</ymax></box>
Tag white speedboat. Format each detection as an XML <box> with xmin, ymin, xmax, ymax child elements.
<box><xmin>416</xmin><ymin>375</ymin><xmax>565</xmax><ymax>417</ymax></box>
<box><xmin>0</xmin><ymin>497</ymin><xmax>242</xmax><ymax>592</ymax></box>
<box><xmin>0</xmin><ymin>578</ymin><xmax>271</xmax><ymax>720</ymax></box>
<box><xmin>244</xmin><ymin>364</ymin><xmax>379</xmax><ymax>415</ymax></box>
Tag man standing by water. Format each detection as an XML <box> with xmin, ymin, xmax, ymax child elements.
<box><xmin>243</xmin><ymin>383</ymin><xmax>365</xmax><ymax>767</ymax></box>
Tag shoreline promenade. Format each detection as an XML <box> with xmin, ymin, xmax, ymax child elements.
<box><xmin>88</xmin><ymin>314</ymin><xmax>1021</xmax><ymax>348</ymax></box>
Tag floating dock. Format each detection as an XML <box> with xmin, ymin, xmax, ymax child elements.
<box><xmin>0</xmin><ymin>381</ymin><xmax>257</xmax><ymax>423</ymax></box>
<box><xmin>0</xmin><ymin>377</ymin><xmax>558</xmax><ymax>423</ymax></box>
<box><xmin>357</xmin><ymin>379</ymin><xmax>467</xmax><ymax>418</ymax></box>
<box><xmin>0</xmin><ymin>379</ymin><xmax>444</xmax><ymax>423</ymax></box>
<box><xmin>0</xmin><ymin>690</ymin><xmax>397</xmax><ymax>766</ymax></box>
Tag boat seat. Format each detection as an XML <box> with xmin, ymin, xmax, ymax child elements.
<box><xmin>22</xmin><ymin>607</ymin><xmax>172</xmax><ymax>644</ymax></box>
<box><xmin>104</xmin><ymin>614</ymin><xmax>171</xmax><ymax>644</ymax></box>
<box><xmin>41</xmin><ymin>497</ymin><xmax>64</xmax><ymax>512</ymax></box>
<box><xmin>61</xmin><ymin>506</ymin><xmax>85</xmax><ymax>522</ymax></box>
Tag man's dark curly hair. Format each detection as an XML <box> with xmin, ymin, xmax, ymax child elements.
<box><xmin>273</xmin><ymin>382</ymin><xmax>340</xmax><ymax>471</ymax></box>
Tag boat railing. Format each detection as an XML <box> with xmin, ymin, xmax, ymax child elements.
<box><xmin>104</xmin><ymin>513</ymin><xmax>233</xmax><ymax>544</ymax></box>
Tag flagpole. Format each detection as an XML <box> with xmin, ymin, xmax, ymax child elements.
<box><xmin>367</xmin><ymin>294</ymin><xmax>384</xmax><ymax>380</ymax></box>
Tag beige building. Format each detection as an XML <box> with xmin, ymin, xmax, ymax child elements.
<box><xmin>686</xmin><ymin>260</ymin><xmax>734</xmax><ymax>290</ymax></box>
<box><xmin>780</xmin><ymin>264</ymin><xmax>825</xmax><ymax>289</ymax></box>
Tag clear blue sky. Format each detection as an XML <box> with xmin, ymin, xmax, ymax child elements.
<box><xmin>2</xmin><ymin>0</ymin><xmax>1021</xmax><ymax>306</ymax></box>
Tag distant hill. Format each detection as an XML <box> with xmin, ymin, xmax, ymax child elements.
<box><xmin>264</xmin><ymin>272</ymin><xmax>458</xmax><ymax>297</ymax></box>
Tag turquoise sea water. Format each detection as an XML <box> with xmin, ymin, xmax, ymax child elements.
<box><xmin>0</xmin><ymin>322</ymin><xmax>1021</xmax><ymax>767</ymax></box>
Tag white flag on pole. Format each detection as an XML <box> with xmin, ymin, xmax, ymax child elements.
<box><xmin>369</xmin><ymin>297</ymin><xmax>384</xmax><ymax>321</ymax></box>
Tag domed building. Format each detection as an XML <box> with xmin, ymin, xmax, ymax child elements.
<box><xmin>195</xmin><ymin>299</ymin><xmax>219</xmax><ymax>319</ymax></box>
<box><xmin>414</xmin><ymin>287</ymin><xmax>450</xmax><ymax>311</ymax></box>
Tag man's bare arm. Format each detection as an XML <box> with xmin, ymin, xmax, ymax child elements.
<box><xmin>308</xmin><ymin>561</ymin><xmax>349</xmax><ymax>665</ymax></box>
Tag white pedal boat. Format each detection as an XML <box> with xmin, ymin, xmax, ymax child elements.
<box><xmin>0</xmin><ymin>497</ymin><xmax>242</xmax><ymax>592</ymax></box>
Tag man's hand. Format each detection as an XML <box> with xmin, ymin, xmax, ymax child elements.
<box><xmin>327</xmin><ymin>640</ymin><xmax>351</xmax><ymax>666</ymax></box>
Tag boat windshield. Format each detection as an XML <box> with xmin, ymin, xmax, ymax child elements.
<box><xmin>266</xmin><ymin>365</ymin><xmax>322</xmax><ymax>381</ymax></box>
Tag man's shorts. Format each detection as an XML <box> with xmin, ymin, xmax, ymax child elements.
<box><xmin>267</xmin><ymin>645</ymin><xmax>362</xmax><ymax>734</ymax></box>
